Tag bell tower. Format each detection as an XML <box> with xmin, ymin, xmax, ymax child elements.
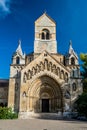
<box><xmin>34</xmin><ymin>13</ymin><xmax>57</xmax><ymax>53</ymax></box>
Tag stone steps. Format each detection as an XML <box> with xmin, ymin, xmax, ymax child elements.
<box><xmin>19</xmin><ymin>112</ymin><xmax>63</xmax><ymax>120</ymax></box>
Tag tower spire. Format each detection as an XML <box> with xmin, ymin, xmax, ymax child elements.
<box><xmin>16</xmin><ymin>39</ymin><xmax>23</xmax><ymax>56</ymax></box>
<box><xmin>69</xmin><ymin>40</ymin><xmax>72</xmax><ymax>46</ymax></box>
<box><xmin>69</xmin><ymin>40</ymin><xmax>73</xmax><ymax>54</ymax></box>
<box><xmin>68</xmin><ymin>40</ymin><xmax>78</xmax><ymax>59</ymax></box>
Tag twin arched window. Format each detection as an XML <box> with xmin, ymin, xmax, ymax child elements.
<box><xmin>41</xmin><ymin>29</ymin><xmax>50</xmax><ymax>40</ymax></box>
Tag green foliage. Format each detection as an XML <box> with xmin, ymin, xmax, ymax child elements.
<box><xmin>0</xmin><ymin>107</ymin><xmax>18</xmax><ymax>119</ymax></box>
<box><xmin>83</xmin><ymin>79</ymin><xmax>87</xmax><ymax>93</ymax></box>
<box><xmin>76</xmin><ymin>93</ymin><xmax>87</xmax><ymax>117</ymax></box>
<box><xmin>80</xmin><ymin>53</ymin><xmax>87</xmax><ymax>62</ymax></box>
<box><xmin>74</xmin><ymin>53</ymin><xmax>87</xmax><ymax>117</ymax></box>
<box><xmin>80</xmin><ymin>53</ymin><xmax>87</xmax><ymax>93</ymax></box>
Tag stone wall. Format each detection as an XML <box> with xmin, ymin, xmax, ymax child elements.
<box><xmin>0</xmin><ymin>79</ymin><xmax>9</xmax><ymax>107</ymax></box>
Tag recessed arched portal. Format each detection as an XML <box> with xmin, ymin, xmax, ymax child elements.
<box><xmin>28</xmin><ymin>75</ymin><xmax>63</xmax><ymax>113</ymax></box>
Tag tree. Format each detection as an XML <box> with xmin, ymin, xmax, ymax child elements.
<box><xmin>76</xmin><ymin>93</ymin><xmax>87</xmax><ymax>117</ymax></box>
<box><xmin>74</xmin><ymin>53</ymin><xmax>87</xmax><ymax>118</ymax></box>
<box><xmin>80</xmin><ymin>53</ymin><xmax>87</xmax><ymax>93</ymax></box>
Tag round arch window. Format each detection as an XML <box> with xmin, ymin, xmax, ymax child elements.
<box><xmin>71</xmin><ymin>57</ymin><xmax>75</xmax><ymax>65</ymax></box>
<box><xmin>41</xmin><ymin>29</ymin><xmax>50</xmax><ymax>40</ymax></box>
<box><xmin>16</xmin><ymin>56</ymin><xmax>20</xmax><ymax>64</ymax></box>
<box><xmin>72</xmin><ymin>83</ymin><xmax>77</xmax><ymax>91</ymax></box>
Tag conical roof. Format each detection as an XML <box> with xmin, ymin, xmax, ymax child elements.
<box><xmin>16</xmin><ymin>40</ymin><xmax>23</xmax><ymax>56</ymax></box>
<box><xmin>69</xmin><ymin>40</ymin><xmax>78</xmax><ymax>59</ymax></box>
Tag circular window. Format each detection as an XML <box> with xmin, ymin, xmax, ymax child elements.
<box><xmin>72</xmin><ymin>83</ymin><xmax>77</xmax><ymax>91</ymax></box>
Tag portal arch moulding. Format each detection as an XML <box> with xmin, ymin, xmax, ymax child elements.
<box><xmin>26</xmin><ymin>75</ymin><xmax>65</xmax><ymax>113</ymax></box>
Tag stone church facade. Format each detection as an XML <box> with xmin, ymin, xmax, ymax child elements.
<box><xmin>7</xmin><ymin>13</ymin><xmax>82</xmax><ymax>118</ymax></box>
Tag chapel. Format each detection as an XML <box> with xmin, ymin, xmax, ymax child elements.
<box><xmin>8</xmin><ymin>13</ymin><xmax>82</xmax><ymax>118</ymax></box>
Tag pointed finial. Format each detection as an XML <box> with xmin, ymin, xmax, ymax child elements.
<box><xmin>16</xmin><ymin>39</ymin><xmax>23</xmax><ymax>56</ymax></box>
<box><xmin>69</xmin><ymin>40</ymin><xmax>73</xmax><ymax>54</ymax></box>
<box><xmin>68</xmin><ymin>40</ymin><xmax>78</xmax><ymax>59</ymax></box>
<box><xmin>44</xmin><ymin>9</ymin><xmax>47</xmax><ymax>14</ymax></box>
<box><xmin>18</xmin><ymin>39</ymin><xmax>21</xmax><ymax>46</ymax></box>
<box><xmin>69</xmin><ymin>40</ymin><xmax>72</xmax><ymax>46</ymax></box>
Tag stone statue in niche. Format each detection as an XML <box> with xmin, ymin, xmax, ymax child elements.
<box><xmin>23</xmin><ymin>73</ymin><xmax>27</xmax><ymax>82</ymax></box>
<box><xmin>52</xmin><ymin>65</ymin><xmax>56</xmax><ymax>74</ymax></box>
<box><xmin>57</xmin><ymin>67</ymin><xmax>60</xmax><ymax>77</ymax></box>
<box><xmin>22</xmin><ymin>91</ymin><xmax>26</xmax><ymax>97</ymax></box>
<box><xmin>40</xmin><ymin>62</ymin><xmax>44</xmax><ymax>71</ymax></box>
<box><xmin>27</xmin><ymin>70</ymin><xmax>32</xmax><ymax>80</ymax></box>
<box><xmin>60</xmin><ymin>71</ymin><xmax>64</xmax><ymax>79</ymax></box>
<box><xmin>64</xmin><ymin>103</ymin><xmax>70</xmax><ymax>111</ymax></box>
<box><xmin>65</xmin><ymin>73</ymin><xmax>68</xmax><ymax>82</ymax></box>
<box><xmin>36</xmin><ymin>65</ymin><xmax>40</xmax><ymax>73</ymax></box>
<box><xmin>15</xmin><ymin>82</ymin><xmax>18</xmax><ymax>91</ymax></box>
<box><xmin>32</xmin><ymin>67</ymin><xmax>36</xmax><ymax>76</ymax></box>
<box><xmin>44</xmin><ymin>59</ymin><xmax>48</xmax><ymax>70</ymax></box>
<box><xmin>64</xmin><ymin>90</ymin><xmax>71</xmax><ymax>99</ymax></box>
<box><xmin>49</xmin><ymin>62</ymin><xmax>52</xmax><ymax>71</ymax></box>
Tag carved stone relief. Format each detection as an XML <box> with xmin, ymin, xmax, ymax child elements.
<box><xmin>23</xmin><ymin>59</ymin><xmax>68</xmax><ymax>83</ymax></box>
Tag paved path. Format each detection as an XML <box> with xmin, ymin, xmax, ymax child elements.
<box><xmin>0</xmin><ymin>119</ymin><xmax>87</xmax><ymax>130</ymax></box>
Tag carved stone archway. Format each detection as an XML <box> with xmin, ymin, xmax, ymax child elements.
<box><xmin>27</xmin><ymin>75</ymin><xmax>64</xmax><ymax>113</ymax></box>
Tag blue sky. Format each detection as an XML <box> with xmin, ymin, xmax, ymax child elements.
<box><xmin>0</xmin><ymin>0</ymin><xmax>87</xmax><ymax>79</ymax></box>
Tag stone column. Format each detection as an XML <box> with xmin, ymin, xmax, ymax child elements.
<box><xmin>8</xmin><ymin>78</ymin><xmax>15</xmax><ymax>111</ymax></box>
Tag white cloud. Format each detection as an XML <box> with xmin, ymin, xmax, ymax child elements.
<box><xmin>0</xmin><ymin>0</ymin><xmax>11</xmax><ymax>17</ymax></box>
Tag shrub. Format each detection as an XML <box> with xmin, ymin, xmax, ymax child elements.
<box><xmin>0</xmin><ymin>107</ymin><xmax>18</xmax><ymax>119</ymax></box>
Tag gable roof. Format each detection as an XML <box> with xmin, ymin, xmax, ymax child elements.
<box><xmin>21</xmin><ymin>50</ymin><xmax>70</xmax><ymax>73</ymax></box>
<box><xmin>35</xmin><ymin>12</ymin><xmax>56</xmax><ymax>25</ymax></box>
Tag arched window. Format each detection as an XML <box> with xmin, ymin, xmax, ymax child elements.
<box><xmin>72</xmin><ymin>70</ymin><xmax>74</xmax><ymax>77</ymax></box>
<box><xmin>16</xmin><ymin>57</ymin><xmax>20</xmax><ymax>64</ymax></box>
<box><xmin>41</xmin><ymin>29</ymin><xmax>50</xmax><ymax>40</ymax></box>
<box><xmin>65</xmin><ymin>73</ymin><xmax>68</xmax><ymax>82</ymax></box>
<box><xmin>46</xmin><ymin>31</ymin><xmax>50</xmax><ymax>39</ymax></box>
<box><xmin>71</xmin><ymin>57</ymin><xmax>75</xmax><ymax>65</ymax></box>
<box><xmin>22</xmin><ymin>91</ymin><xmax>26</xmax><ymax>97</ymax></box>
<box><xmin>77</xmin><ymin>68</ymin><xmax>80</xmax><ymax>77</ymax></box>
<box><xmin>42</xmin><ymin>32</ymin><xmax>45</xmax><ymax>39</ymax></box>
<box><xmin>72</xmin><ymin>83</ymin><xmax>77</xmax><ymax>91</ymax></box>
